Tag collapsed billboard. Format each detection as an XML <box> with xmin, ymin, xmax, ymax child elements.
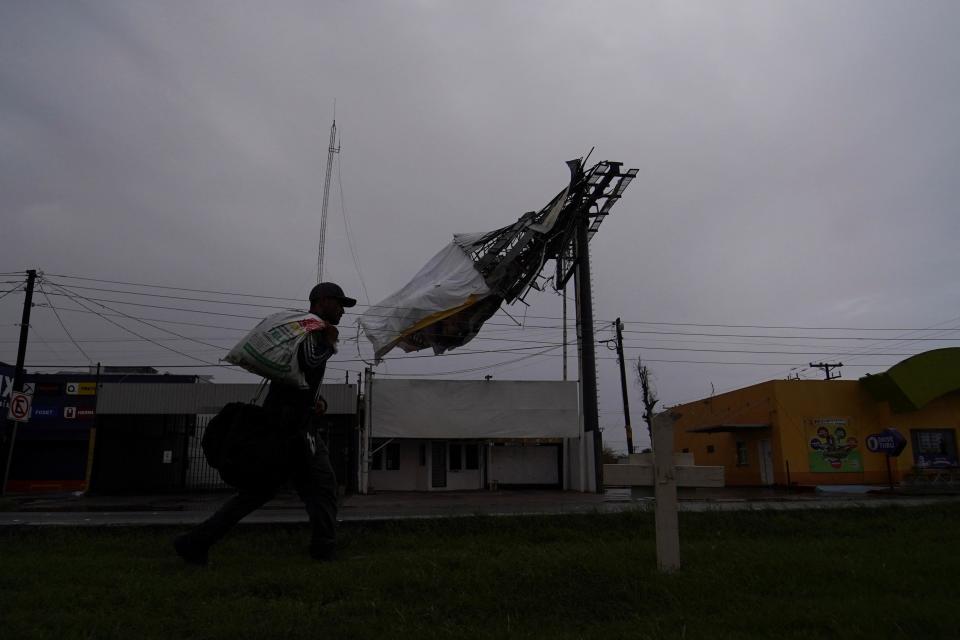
<box><xmin>360</xmin><ymin>158</ymin><xmax>638</xmax><ymax>361</ymax></box>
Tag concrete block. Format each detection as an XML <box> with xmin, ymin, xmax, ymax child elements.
<box><xmin>603</xmin><ymin>464</ymin><xmax>724</xmax><ymax>488</ymax></box>
<box><xmin>628</xmin><ymin>452</ymin><xmax>695</xmax><ymax>466</ymax></box>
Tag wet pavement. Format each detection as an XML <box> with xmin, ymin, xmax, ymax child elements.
<box><xmin>1</xmin><ymin>487</ymin><xmax>957</xmax><ymax>526</ymax></box>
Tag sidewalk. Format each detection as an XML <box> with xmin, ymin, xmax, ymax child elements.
<box><xmin>2</xmin><ymin>487</ymin><xmax>958</xmax><ymax>526</ymax></box>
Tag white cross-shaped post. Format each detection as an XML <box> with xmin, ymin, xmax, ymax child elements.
<box><xmin>602</xmin><ymin>412</ymin><xmax>723</xmax><ymax>572</ymax></box>
<box><xmin>652</xmin><ymin>412</ymin><xmax>681</xmax><ymax>572</ymax></box>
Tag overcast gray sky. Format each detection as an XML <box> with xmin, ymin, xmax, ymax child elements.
<box><xmin>3</xmin><ymin>0</ymin><xmax>959</xmax><ymax>452</ymax></box>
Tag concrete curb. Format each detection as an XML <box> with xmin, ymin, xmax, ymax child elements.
<box><xmin>1</xmin><ymin>495</ymin><xmax>958</xmax><ymax>526</ymax></box>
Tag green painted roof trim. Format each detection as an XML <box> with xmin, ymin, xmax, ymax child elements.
<box><xmin>860</xmin><ymin>348</ymin><xmax>960</xmax><ymax>412</ymax></box>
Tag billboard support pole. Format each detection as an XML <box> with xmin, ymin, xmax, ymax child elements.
<box><xmin>574</xmin><ymin>216</ymin><xmax>603</xmax><ymax>493</ymax></box>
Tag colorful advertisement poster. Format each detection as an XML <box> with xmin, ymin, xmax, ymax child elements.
<box><xmin>806</xmin><ymin>417</ymin><xmax>862</xmax><ymax>472</ymax></box>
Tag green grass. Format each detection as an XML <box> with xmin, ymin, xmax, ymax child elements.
<box><xmin>2</xmin><ymin>506</ymin><xmax>959</xmax><ymax>639</ymax></box>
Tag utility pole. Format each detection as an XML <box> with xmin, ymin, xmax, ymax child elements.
<box><xmin>317</xmin><ymin>117</ymin><xmax>341</xmax><ymax>282</ymax></box>
<box><xmin>810</xmin><ymin>362</ymin><xmax>843</xmax><ymax>380</ymax></box>
<box><xmin>614</xmin><ymin>318</ymin><xmax>634</xmax><ymax>455</ymax></box>
<box><xmin>574</xmin><ymin>215</ymin><xmax>603</xmax><ymax>493</ymax></box>
<box><xmin>2</xmin><ymin>269</ymin><xmax>37</xmax><ymax>495</ymax></box>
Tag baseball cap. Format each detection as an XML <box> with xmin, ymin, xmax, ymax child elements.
<box><xmin>309</xmin><ymin>282</ymin><xmax>357</xmax><ymax>307</ymax></box>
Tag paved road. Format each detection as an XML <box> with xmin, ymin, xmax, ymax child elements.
<box><xmin>1</xmin><ymin>490</ymin><xmax>957</xmax><ymax>526</ymax></box>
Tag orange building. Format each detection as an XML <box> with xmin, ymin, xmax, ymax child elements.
<box><xmin>671</xmin><ymin>349</ymin><xmax>960</xmax><ymax>487</ymax></box>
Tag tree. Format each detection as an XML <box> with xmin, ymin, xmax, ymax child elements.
<box><xmin>635</xmin><ymin>357</ymin><xmax>659</xmax><ymax>446</ymax></box>
<box><xmin>600</xmin><ymin>445</ymin><xmax>621</xmax><ymax>466</ymax></box>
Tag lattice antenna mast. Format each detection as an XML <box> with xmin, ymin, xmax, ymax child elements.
<box><xmin>318</xmin><ymin>118</ymin><xmax>341</xmax><ymax>282</ymax></box>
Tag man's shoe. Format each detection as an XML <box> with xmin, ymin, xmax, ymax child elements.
<box><xmin>173</xmin><ymin>534</ymin><xmax>209</xmax><ymax>566</ymax></box>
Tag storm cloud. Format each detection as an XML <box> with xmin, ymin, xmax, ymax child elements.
<box><xmin>3</xmin><ymin>1</ymin><xmax>959</xmax><ymax>451</ymax></box>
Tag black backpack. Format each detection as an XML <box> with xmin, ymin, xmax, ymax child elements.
<box><xmin>202</xmin><ymin>402</ymin><xmax>286</xmax><ymax>489</ymax></box>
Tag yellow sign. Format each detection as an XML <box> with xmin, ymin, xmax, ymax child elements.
<box><xmin>66</xmin><ymin>382</ymin><xmax>97</xmax><ymax>396</ymax></box>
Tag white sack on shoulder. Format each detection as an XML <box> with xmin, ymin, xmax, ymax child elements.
<box><xmin>225</xmin><ymin>311</ymin><xmax>330</xmax><ymax>388</ymax></box>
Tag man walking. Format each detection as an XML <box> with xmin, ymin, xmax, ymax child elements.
<box><xmin>174</xmin><ymin>282</ymin><xmax>357</xmax><ymax>565</ymax></box>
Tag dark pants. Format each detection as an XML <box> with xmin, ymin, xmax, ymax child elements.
<box><xmin>184</xmin><ymin>399</ymin><xmax>338</xmax><ymax>555</ymax></box>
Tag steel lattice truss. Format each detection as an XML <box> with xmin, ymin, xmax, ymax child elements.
<box><xmin>460</xmin><ymin>159</ymin><xmax>638</xmax><ymax>303</ymax></box>
<box><xmin>360</xmin><ymin>156</ymin><xmax>637</xmax><ymax>360</ymax></box>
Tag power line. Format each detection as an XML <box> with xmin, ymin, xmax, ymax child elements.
<box><xmin>44</xmin><ymin>273</ymin><xmax>309</xmax><ymax>301</ymax></box>
<box><xmin>39</xmin><ymin>280</ymin><xmax>592</xmax><ymax>326</ymax></box>
<box><xmin>36</xmin><ymin>284</ymin><xmax>960</xmax><ymax>346</ymax></box>
<box><xmin>336</xmin><ymin>147</ymin><xmax>370</xmax><ymax>305</ymax></box>
<box><xmin>373</xmin><ymin>345</ymin><xmax>564</xmax><ymax>377</ymax></box>
<box><xmin>37</xmin><ymin>274</ymin><xmax>960</xmax><ymax>337</ymax></box>
<box><xmin>13</xmin><ymin>336</ymin><xmax>918</xmax><ymax>363</ymax></box>
<box><xmin>30</xmin><ymin>305</ymin><xmax>255</xmax><ymax>332</ymax></box>
<box><xmin>636</xmin><ymin>359</ymin><xmax>893</xmax><ymax>368</ymax></box>
<box><xmin>29</xmin><ymin>273</ymin><xmax>960</xmax><ymax>332</ymax></box>
<box><xmin>27</xmin><ymin>324</ymin><xmax>67</xmax><ymax>363</ymax></box>
<box><xmin>5</xmin><ymin>308</ymin><xmax>945</xmax><ymax>369</ymax></box>
<box><xmin>621</xmin><ymin>329</ymin><xmax>960</xmax><ymax>341</ymax></box>
<box><xmin>42</xmin><ymin>281</ymin><xmax>299</xmax><ymax>310</ymax></box>
<box><xmin>10</xmin><ymin>272</ymin><xmax>955</xmax><ymax>378</ymax></box>
<box><xmin>24</xmin><ymin>305</ymin><xmax>580</xmax><ymax>351</ymax></box>
<box><xmin>620</xmin><ymin>345</ymin><xmax>918</xmax><ymax>357</ymax></box>
<box><xmin>641</xmin><ymin>312</ymin><xmax>960</xmax><ymax>405</ymax></box>
<box><xmin>621</xmin><ymin>320</ymin><xmax>957</xmax><ymax>332</ymax></box>
<box><xmin>42</xmin><ymin>283</ymin><xmax>220</xmax><ymax>366</ymax></box>
<box><xmin>367</xmin><ymin>342</ymin><xmax>578</xmax><ymax>361</ymax></box>
<box><xmin>37</xmin><ymin>281</ymin><xmax>93</xmax><ymax>364</ymax></box>
<box><xmin>623</xmin><ymin>336</ymin><xmax>957</xmax><ymax>350</ymax></box>
<box><xmin>38</xmin><ymin>291</ymin><xmax>284</xmax><ymax>320</ymax></box>
<box><xmin>0</xmin><ymin>333</ymin><xmax>565</xmax><ymax>347</ymax></box>
<box><xmin>22</xmin><ymin>357</ymin><xmax>896</xmax><ymax>370</ymax></box>
<box><xmin>834</xmin><ymin>316</ymin><xmax>960</xmax><ymax>367</ymax></box>
<box><xmin>48</xmin><ymin>281</ymin><xmax>232</xmax><ymax>354</ymax></box>
<box><xmin>0</xmin><ymin>336</ymin><xmax>240</xmax><ymax>345</ymax></box>
<box><xmin>22</xmin><ymin>362</ymin><xmax>364</xmax><ymax>375</ymax></box>
<box><xmin>5</xmin><ymin>303</ymin><xmax>943</xmax><ymax>366</ymax></box>
<box><xmin>36</xmin><ymin>290</ymin><xmax>582</xmax><ymax>329</ymax></box>
<box><xmin>14</xmin><ymin>305</ymin><xmax>580</xmax><ymax>346</ymax></box>
<box><xmin>0</xmin><ymin>287</ymin><xmax>24</xmax><ymax>302</ymax></box>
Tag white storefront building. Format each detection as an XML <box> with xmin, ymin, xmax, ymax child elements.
<box><xmin>361</xmin><ymin>378</ymin><xmax>596</xmax><ymax>493</ymax></box>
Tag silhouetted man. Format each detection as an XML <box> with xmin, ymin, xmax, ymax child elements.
<box><xmin>174</xmin><ymin>282</ymin><xmax>356</xmax><ymax>565</ymax></box>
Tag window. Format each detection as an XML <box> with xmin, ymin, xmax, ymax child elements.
<box><xmin>385</xmin><ymin>444</ymin><xmax>400</xmax><ymax>471</ymax></box>
<box><xmin>449</xmin><ymin>443</ymin><xmax>462</xmax><ymax>471</ymax></box>
<box><xmin>371</xmin><ymin>439</ymin><xmax>400</xmax><ymax>471</ymax></box>
<box><xmin>419</xmin><ymin>443</ymin><xmax>426</xmax><ymax>467</ymax></box>
<box><xmin>736</xmin><ymin>441</ymin><xmax>749</xmax><ymax>466</ymax></box>
<box><xmin>911</xmin><ymin>429</ymin><xmax>959</xmax><ymax>468</ymax></box>
<box><xmin>465</xmin><ymin>444</ymin><xmax>479</xmax><ymax>470</ymax></box>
